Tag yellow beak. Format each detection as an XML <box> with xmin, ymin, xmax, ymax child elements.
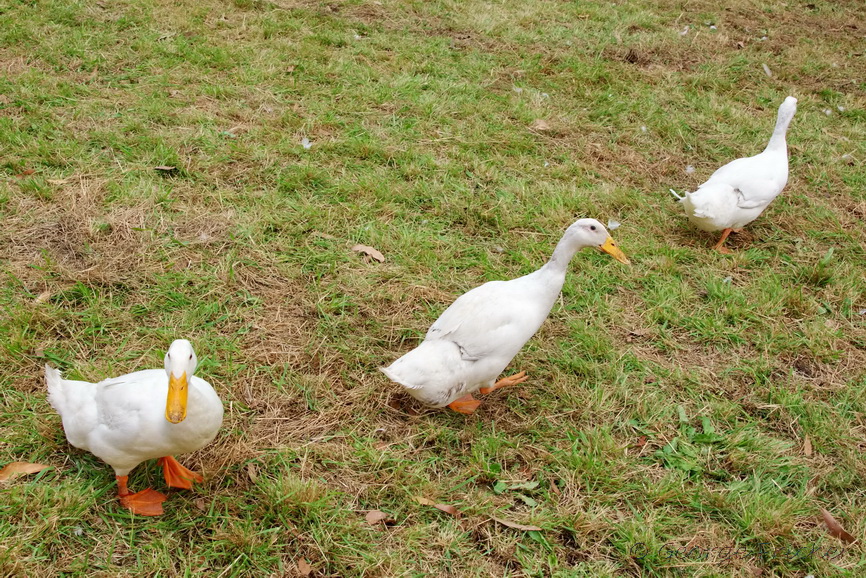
<box><xmin>165</xmin><ymin>372</ymin><xmax>188</xmax><ymax>424</ymax></box>
<box><xmin>599</xmin><ymin>236</ymin><xmax>630</xmax><ymax>264</ymax></box>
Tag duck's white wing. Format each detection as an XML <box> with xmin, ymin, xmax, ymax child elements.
<box><xmin>426</xmin><ymin>277</ymin><xmax>553</xmax><ymax>363</ymax></box>
<box><xmin>734</xmin><ymin>179</ymin><xmax>782</xmax><ymax>210</ymax></box>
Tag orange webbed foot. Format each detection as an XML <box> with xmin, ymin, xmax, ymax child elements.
<box><xmin>116</xmin><ymin>476</ymin><xmax>166</xmax><ymax>516</ymax></box>
<box><xmin>448</xmin><ymin>394</ymin><xmax>481</xmax><ymax>415</ymax></box>
<box><xmin>157</xmin><ymin>456</ymin><xmax>204</xmax><ymax>490</ymax></box>
<box><xmin>479</xmin><ymin>371</ymin><xmax>528</xmax><ymax>394</ymax></box>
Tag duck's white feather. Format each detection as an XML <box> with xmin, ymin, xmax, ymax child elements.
<box><xmin>382</xmin><ymin>272</ymin><xmax>561</xmax><ymax>406</ymax></box>
<box><xmin>46</xmin><ymin>349</ymin><xmax>223</xmax><ymax>476</ymax></box>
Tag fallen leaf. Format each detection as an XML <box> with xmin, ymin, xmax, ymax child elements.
<box><xmin>490</xmin><ymin>516</ymin><xmax>542</xmax><ymax>531</ymax></box>
<box><xmin>529</xmin><ymin>119</ymin><xmax>551</xmax><ymax>132</ymax></box>
<box><xmin>297</xmin><ymin>558</ymin><xmax>313</xmax><ymax>576</ymax></box>
<box><xmin>415</xmin><ymin>496</ymin><xmax>460</xmax><ymax>517</ymax></box>
<box><xmin>0</xmin><ymin>462</ymin><xmax>51</xmax><ymax>482</ymax></box>
<box><xmin>311</xmin><ymin>230</ymin><xmax>339</xmax><ymax>241</ymax></box>
<box><xmin>34</xmin><ymin>290</ymin><xmax>52</xmax><ymax>304</ymax></box>
<box><xmin>365</xmin><ymin>510</ymin><xmax>391</xmax><ymax>526</ymax></box>
<box><xmin>547</xmin><ymin>476</ymin><xmax>561</xmax><ymax>496</ymax></box>
<box><xmin>803</xmin><ymin>435</ymin><xmax>813</xmax><ymax>457</ymax></box>
<box><xmin>15</xmin><ymin>169</ymin><xmax>35</xmax><ymax>178</ymax></box>
<box><xmin>154</xmin><ymin>165</ymin><xmax>176</xmax><ymax>172</ymax></box>
<box><xmin>636</xmin><ymin>435</ymin><xmax>648</xmax><ymax>448</ymax></box>
<box><xmin>433</xmin><ymin>503</ymin><xmax>459</xmax><ymax>516</ymax></box>
<box><xmin>820</xmin><ymin>509</ymin><xmax>856</xmax><ymax>544</ymax></box>
<box><xmin>351</xmin><ymin>244</ymin><xmax>385</xmax><ymax>263</ymax></box>
<box><xmin>287</xmin><ymin>65</ymin><xmax>296</xmax><ymax>73</ymax></box>
<box><xmin>246</xmin><ymin>463</ymin><xmax>258</xmax><ymax>483</ymax></box>
<box><xmin>194</xmin><ymin>498</ymin><xmax>208</xmax><ymax>511</ymax></box>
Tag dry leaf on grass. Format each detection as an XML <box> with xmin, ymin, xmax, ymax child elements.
<box><xmin>803</xmin><ymin>435</ymin><xmax>812</xmax><ymax>456</ymax></box>
<box><xmin>490</xmin><ymin>517</ymin><xmax>542</xmax><ymax>531</ymax></box>
<box><xmin>297</xmin><ymin>558</ymin><xmax>313</xmax><ymax>576</ymax></box>
<box><xmin>351</xmin><ymin>244</ymin><xmax>385</xmax><ymax>263</ymax></box>
<box><xmin>311</xmin><ymin>231</ymin><xmax>338</xmax><ymax>241</ymax></box>
<box><xmin>415</xmin><ymin>497</ymin><xmax>460</xmax><ymax>517</ymax></box>
<box><xmin>529</xmin><ymin>119</ymin><xmax>551</xmax><ymax>131</ymax></box>
<box><xmin>0</xmin><ymin>462</ymin><xmax>51</xmax><ymax>482</ymax></box>
<box><xmin>153</xmin><ymin>165</ymin><xmax>176</xmax><ymax>172</ymax></box>
<box><xmin>364</xmin><ymin>510</ymin><xmax>392</xmax><ymax>526</ymax></box>
<box><xmin>246</xmin><ymin>463</ymin><xmax>259</xmax><ymax>483</ymax></box>
<box><xmin>820</xmin><ymin>509</ymin><xmax>856</xmax><ymax>544</ymax></box>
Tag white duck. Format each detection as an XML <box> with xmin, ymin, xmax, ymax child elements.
<box><xmin>381</xmin><ymin>218</ymin><xmax>630</xmax><ymax>414</ymax></box>
<box><xmin>46</xmin><ymin>339</ymin><xmax>223</xmax><ymax>515</ymax></box>
<box><xmin>671</xmin><ymin>96</ymin><xmax>797</xmax><ymax>252</ymax></box>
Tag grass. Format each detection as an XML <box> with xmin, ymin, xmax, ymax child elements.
<box><xmin>1</xmin><ymin>0</ymin><xmax>865</xmax><ymax>575</ymax></box>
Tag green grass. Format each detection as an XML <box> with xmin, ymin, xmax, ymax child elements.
<box><xmin>1</xmin><ymin>0</ymin><xmax>865</xmax><ymax>575</ymax></box>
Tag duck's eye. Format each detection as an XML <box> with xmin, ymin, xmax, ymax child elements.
<box><xmin>590</xmin><ymin>225</ymin><xmax>597</xmax><ymax>231</ymax></box>
<box><xmin>189</xmin><ymin>354</ymin><xmax>193</xmax><ymax>360</ymax></box>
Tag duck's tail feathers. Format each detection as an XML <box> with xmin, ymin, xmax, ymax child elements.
<box><xmin>379</xmin><ymin>365</ymin><xmax>422</xmax><ymax>390</ymax></box>
<box><xmin>45</xmin><ymin>364</ymin><xmax>65</xmax><ymax>412</ymax></box>
<box><xmin>669</xmin><ymin>188</ymin><xmax>685</xmax><ymax>202</ymax></box>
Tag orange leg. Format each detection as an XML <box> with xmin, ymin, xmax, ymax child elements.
<box><xmin>448</xmin><ymin>394</ymin><xmax>482</xmax><ymax>415</ymax></box>
<box><xmin>157</xmin><ymin>456</ymin><xmax>204</xmax><ymax>490</ymax></box>
<box><xmin>479</xmin><ymin>371</ymin><xmax>529</xmax><ymax>394</ymax></box>
<box><xmin>116</xmin><ymin>475</ymin><xmax>166</xmax><ymax>516</ymax></box>
<box><xmin>712</xmin><ymin>228</ymin><xmax>734</xmax><ymax>253</ymax></box>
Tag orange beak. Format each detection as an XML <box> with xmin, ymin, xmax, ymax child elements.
<box><xmin>598</xmin><ymin>236</ymin><xmax>630</xmax><ymax>264</ymax></box>
<box><xmin>165</xmin><ymin>372</ymin><xmax>188</xmax><ymax>424</ymax></box>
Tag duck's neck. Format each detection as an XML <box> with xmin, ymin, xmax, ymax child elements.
<box><xmin>765</xmin><ymin>107</ymin><xmax>794</xmax><ymax>153</ymax></box>
<box><xmin>540</xmin><ymin>234</ymin><xmax>581</xmax><ymax>278</ymax></box>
